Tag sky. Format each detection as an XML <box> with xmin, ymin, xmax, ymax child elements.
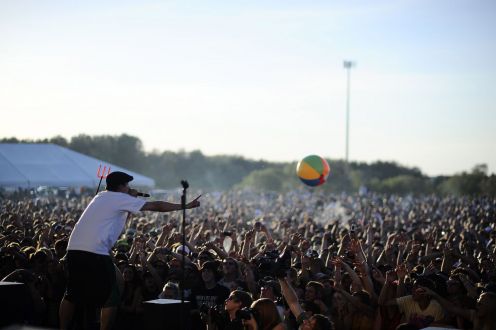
<box><xmin>1</xmin><ymin>0</ymin><xmax>495</xmax><ymax>176</ymax></box>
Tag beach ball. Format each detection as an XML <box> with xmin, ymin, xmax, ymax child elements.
<box><xmin>296</xmin><ymin>155</ymin><xmax>330</xmax><ymax>187</ymax></box>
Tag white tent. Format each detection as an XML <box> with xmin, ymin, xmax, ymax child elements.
<box><xmin>0</xmin><ymin>143</ymin><xmax>155</xmax><ymax>188</ymax></box>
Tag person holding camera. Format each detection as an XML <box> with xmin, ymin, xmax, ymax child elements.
<box><xmin>217</xmin><ymin>290</ymin><xmax>253</xmax><ymax>330</ymax></box>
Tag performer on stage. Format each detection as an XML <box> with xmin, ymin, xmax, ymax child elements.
<box><xmin>59</xmin><ymin>171</ymin><xmax>200</xmax><ymax>330</ymax></box>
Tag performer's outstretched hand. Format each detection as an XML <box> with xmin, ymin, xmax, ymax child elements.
<box><xmin>186</xmin><ymin>194</ymin><xmax>201</xmax><ymax>209</ymax></box>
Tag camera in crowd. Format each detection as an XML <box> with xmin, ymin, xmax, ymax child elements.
<box><xmin>257</xmin><ymin>247</ymin><xmax>292</xmax><ymax>278</ymax></box>
<box><xmin>274</xmin><ymin>247</ymin><xmax>292</xmax><ymax>278</ymax></box>
<box><xmin>235</xmin><ymin>307</ymin><xmax>259</xmax><ymax>321</ymax></box>
<box><xmin>199</xmin><ymin>304</ymin><xmax>225</xmax><ymax>325</ymax></box>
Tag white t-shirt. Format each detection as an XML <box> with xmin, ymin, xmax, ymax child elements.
<box><xmin>68</xmin><ymin>191</ymin><xmax>146</xmax><ymax>255</ymax></box>
<box><xmin>396</xmin><ymin>295</ymin><xmax>444</xmax><ymax>328</ymax></box>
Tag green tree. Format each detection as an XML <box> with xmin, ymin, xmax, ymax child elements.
<box><xmin>68</xmin><ymin>134</ymin><xmax>145</xmax><ymax>172</ymax></box>
<box><xmin>237</xmin><ymin>167</ymin><xmax>286</xmax><ymax>191</ymax></box>
<box><xmin>371</xmin><ymin>175</ymin><xmax>432</xmax><ymax>195</ymax></box>
<box><xmin>437</xmin><ymin>164</ymin><xmax>491</xmax><ymax>196</ymax></box>
<box><xmin>49</xmin><ymin>136</ymin><xmax>69</xmax><ymax>147</ymax></box>
<box><xmin>3</xmin><ymin>134</ymin><xmax>495</xmax><ymax>195</ymax></box>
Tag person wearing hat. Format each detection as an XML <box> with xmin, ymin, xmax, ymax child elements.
<box><xmin>59</xmin><ymin>171</ymin><xmax>201</xmax><ymax>330</ymax></box>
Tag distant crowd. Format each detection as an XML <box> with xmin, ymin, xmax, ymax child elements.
<box><xmin>1</xmin><ymin>189</ymin><xmax>496</xmax><ymax>330</ymax></box>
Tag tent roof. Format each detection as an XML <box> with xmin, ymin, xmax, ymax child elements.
<box><xmin>0</xmin><ymin>143</ymin><xmax>155</xmax><ymax>188</ymax></box>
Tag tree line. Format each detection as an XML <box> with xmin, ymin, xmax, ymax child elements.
<box><xmin>2</xmin><ymin>134</ymin><xmax>495</xmax><ymax>196</ymax></box>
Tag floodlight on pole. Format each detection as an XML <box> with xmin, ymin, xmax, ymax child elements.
<box><xmin>343</xmin><ymin>60</ymin><xmax>355</xmax><ymax>164</ymax></box>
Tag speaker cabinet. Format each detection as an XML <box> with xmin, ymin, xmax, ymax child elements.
<box><xmin>143</xmin><ymin>299</ymin><xmax>191</xmax><ymax>330</ymax></box>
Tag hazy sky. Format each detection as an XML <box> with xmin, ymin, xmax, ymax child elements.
<box><xmin>1</xmin><ymin>0</ymin><xmax>495</xmax><ymax>176</ymax></box>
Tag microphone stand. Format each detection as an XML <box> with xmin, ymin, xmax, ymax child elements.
<box><xmin>180</xmin><ymin>180</ymin><xmax>189</xmax><ymax>330</ymax></box>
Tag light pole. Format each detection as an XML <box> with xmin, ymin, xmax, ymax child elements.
<box><xmin>343</xmin><ymin>60</ymin><xmax>355</xmax><ymax>164</ymax></box>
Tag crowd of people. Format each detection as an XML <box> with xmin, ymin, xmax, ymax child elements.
<box><xmin>1</xmin><ymin>181</ymin><xmax>496</xmax><ymax>330</ymax></box>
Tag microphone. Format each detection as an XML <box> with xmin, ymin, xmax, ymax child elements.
<box><xmin>136</xmin><ymin>192</ymin><xmax>150</xmax><ymax>197</ymax></box>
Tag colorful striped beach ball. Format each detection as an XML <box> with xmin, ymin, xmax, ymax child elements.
<box><xmin>296</xmin><ymin>155</ymin><xmax>330</xmax><ymax>187</ymax></box>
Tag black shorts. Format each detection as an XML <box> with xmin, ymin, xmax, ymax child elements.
<box><xmin>64</xmin><ymin>250</ymin><xmax>119</xmax><ymax>308</ymax></box>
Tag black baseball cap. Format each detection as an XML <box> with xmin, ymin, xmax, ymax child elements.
<box><xmin>106</xmin><ymin>171</ymin><xmax>133</xmax><ymax>190</ymax></box>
